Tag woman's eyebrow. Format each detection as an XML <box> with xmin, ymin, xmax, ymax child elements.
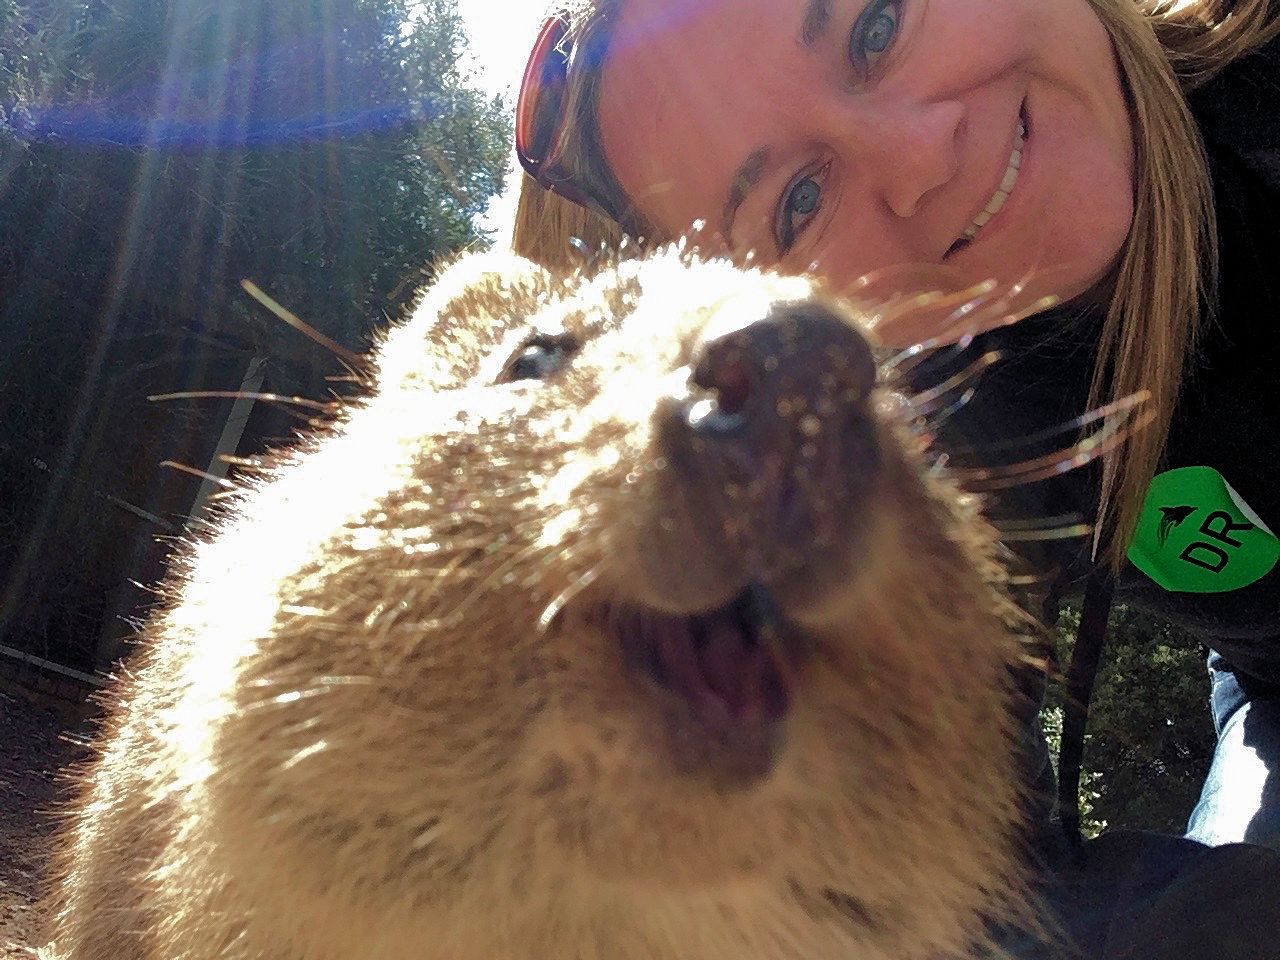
<box><xmin>721</xmin><ymin>147</ymin><xmax>772</xmax><ymax>238</ymax></box>
<box><xmin>801</xmin><ymin>0</ymin><xmax>834</xmax><ymax>46</ymax></box>
<box><xmin>720</xmin><ymin>0</ymin><xmax>832</xmax><ymax>240</ymax></box>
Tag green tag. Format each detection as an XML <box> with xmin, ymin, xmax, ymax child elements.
<box><xmin>1128</xmin><ymin>466</ymin><xmax>1280</xmax><ymax>593</ymax></box>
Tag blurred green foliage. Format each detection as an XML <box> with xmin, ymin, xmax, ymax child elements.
<box><xmin>0</xmin><ymin>0</ymin><xmax>510</xmax><ymax>670</ymax></box>
<box><xmin>1044</xmin><ymin>603</ymin><xmax>1216</xmax><ymax>837</ymax></box>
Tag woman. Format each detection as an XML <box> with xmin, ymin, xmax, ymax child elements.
<box><xmin>509</xmin><ymin>0</ymin><xmax>1280</xmax><ymax>862</ymax></box>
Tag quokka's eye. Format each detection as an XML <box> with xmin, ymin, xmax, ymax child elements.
<box><xmin>499</xmin><ymin>332</ymin><xmax>579</xmax><ymax>383</ymax></box>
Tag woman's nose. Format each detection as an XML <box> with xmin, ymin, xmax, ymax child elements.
<box><xmin>828</xmin><ymin>98</ymin><xmax>966</xmax><ymax>219</ymax></box>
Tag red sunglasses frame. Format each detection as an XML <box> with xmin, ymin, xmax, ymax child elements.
<box><xmin>515</xmin><ymin>14</ymin><xmax>622</xmax><ymax>222</ymax></box>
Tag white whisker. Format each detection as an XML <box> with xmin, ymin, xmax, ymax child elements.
<box><xmin>907</xmin><ymin>351</ymin><xmax>1004</xmax><ymax>416</ymax></box>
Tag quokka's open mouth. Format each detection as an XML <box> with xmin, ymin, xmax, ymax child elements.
<box><xmin>605</xmin><ymin>584</ymin><xmax>805</xmax><ymax>731</ymax></box>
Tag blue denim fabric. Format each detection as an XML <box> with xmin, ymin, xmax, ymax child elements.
<box><xmin>1185</xmin><ymin>650</ymin><xmax>1280</xmax><ymax>850</ymax></box>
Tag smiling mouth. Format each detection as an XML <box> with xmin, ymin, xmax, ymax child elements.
<box><xmin>946</xmin><ymin>106</ymin><xmax>1028</xmax><ymax>258</ymax></box>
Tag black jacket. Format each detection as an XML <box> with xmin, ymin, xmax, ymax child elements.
<box><xmin>937</xmin><ymin>34</ymin><xmax>1280</xmax><ymax>685</ymax></box>
<box><xmin>924</xmin><ymin>39</ymin><xmax>1280</xmax><ymax>960</ymax></box>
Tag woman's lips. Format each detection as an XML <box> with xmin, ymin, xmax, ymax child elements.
<box><xmin>944</xmin><ymin>103</ymin><xmax>1029</xmax><ymax>259</ymax></box>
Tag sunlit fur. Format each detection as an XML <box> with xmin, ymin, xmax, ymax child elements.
<box><xmin>43</xmin><ymin>250</ymin><xmax>1034</xmax><ymax>960</ymax></box>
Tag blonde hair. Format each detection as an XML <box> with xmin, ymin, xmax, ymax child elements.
<box><xmin>511</xmin><ymin>0</ymin><xmax>1280</xmax><ymax>567</ymax></box>
<box><xmin>511</xmin><ymin>0</ymin><xmax>642</xmax><ymax>271</ymax></box>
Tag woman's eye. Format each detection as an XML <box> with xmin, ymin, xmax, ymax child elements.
<box><xmin>500</xmin><ymin>333</ymin><xmax>578</xmax><ymax>383</ymax></box>
<box><xmin>851</xmin><ymin>0</ymin><xmax>902</xmax><ymax>75</ymax></box>
<box><xmin>775</xmin><ymin>163</ymin><xmax>831</xmax><ymax>253</ymax></box>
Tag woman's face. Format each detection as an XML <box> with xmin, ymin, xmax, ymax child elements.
<box><xmin>596</xmin><ymin>0</ymin><xmax>1135</xmax><ymax>336</ymax></box>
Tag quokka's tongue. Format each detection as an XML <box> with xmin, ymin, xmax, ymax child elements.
<box><xmin>652</xmin><ymin>600</ymin><xmax>791</xmax><ymax>728</ymax></box>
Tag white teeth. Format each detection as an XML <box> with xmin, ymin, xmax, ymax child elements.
<box><xmin>958</xmin><ymin>117</ymin><xmax>1026</xmax><ymax>244</ymax></box>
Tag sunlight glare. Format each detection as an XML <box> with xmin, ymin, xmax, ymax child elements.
<box><xmin>455</xmin><ymin>0</ymin><xmax>550</xmax><ymax>101</ymax></box>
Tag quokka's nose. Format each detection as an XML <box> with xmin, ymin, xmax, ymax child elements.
<box><xmin>648</xmin><ymin>295</ymin><xmax>881</xmax><ymax>575</ymax></box>
<box><xmin>679</xmin><ymin>297</ymin><xmax>877</xmax><ymax>460</ymax></box>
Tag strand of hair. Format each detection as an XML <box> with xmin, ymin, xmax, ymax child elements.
<box><xmin>958</xmin><ymin>410</ymin><xmax>1156</xmax><ymax>491</ymax></box>
<box><xmin>992</xmin><ymin>512</ymin><xmax>1087</xmax><ymax>532</ymax></box>
<box><xmin>907</xmin><ymin>349</ymin><xmax>1005</xmax><ymax>416</ymax></box>
<box><xmin>948</xmin><ymin>391</ymin><xmax>1152</xmax><ymax>459</ymax></box>
<box><xmin>240</xmin><ymin>279</ymin><xmax>363</xmax><ymax>367</ymax></box>
<box><xmin>158</xmin><ymin>461</ymin><xmax>235</xmax><ymax>488</ymax></box>
<box><xmin>921</xmin><ymin>386</ymin><xmax>977</xmax><ymax>432</ymax></box>
<box><xmin>997</xmin><ymin>524</ymin><xmax>1094</xmax><ymax>543</ymax></box>
<box><xmin>948</xmin><ymin>398</ymin><xmax>1149</xmax><ymax>484</ymax></box>
<box><xmin>147</xmin><ymin>390</ymin><xmax>333</xmax><ymax>412</ymax></box>
<box><xmin>539</xmin><ymin>565</ymin><xmax>602</xmax><ymax>633</ymax></box>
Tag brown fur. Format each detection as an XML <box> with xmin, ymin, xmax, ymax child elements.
<box><xmin>41</xmin><ymin>250</ymin><xmax>1035</xmax><ymax>960</ymax></box>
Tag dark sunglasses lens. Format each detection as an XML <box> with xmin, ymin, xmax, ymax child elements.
<box><xmin>515</xmin><ymin>15</ymin><xmax>621</xmax><ymax>224</ymax></box>
<box><xmin>531</xmin><ymin>67</ymin><xmax>568</xmax><ymax>162</ymax></box>
<box><xmin>518</xmin><ymin>17</ymin><xmax>572</xmax><ymax>166</ymax></box>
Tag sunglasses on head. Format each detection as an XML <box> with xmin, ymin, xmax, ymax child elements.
<box><xmin>516</xmin><ymin>13</ymin><xmax>625</xmax><ymax>224</ymax></box>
